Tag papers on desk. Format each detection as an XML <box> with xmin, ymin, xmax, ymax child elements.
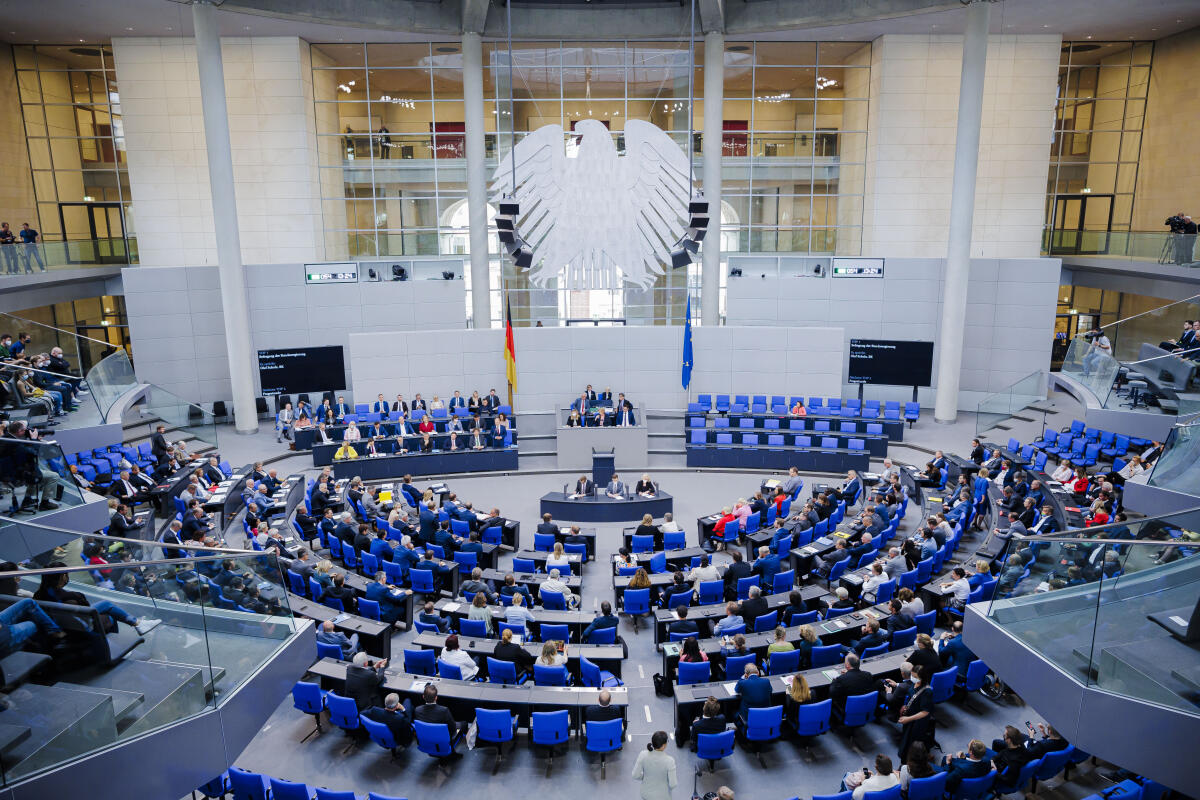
<box><xmin>822</xmin><ymin>669</ymin><xmax>840</xmax><ymax>680</ymax></box>
<box><xmin>781</xmin><ymin>674</ymin><xmax>793</xmax><ymax>687</ymax></box>
<box><xmin>723</xmin><ymin>682</ymin><xmax>738</xmax><ymax>696</ymax></box>
<box><xmin>332</xmin><ymin>614</ymin><xmax>349</xmax><ymax>624</ymax></box>
<box><xmin>1170</xmin><ymin>615</ymin><xmax>1188</xmax><ymax>626</ymax></box>
<box><xmin>380</xmin><ymin>491</ymin><xmax>393</xmax><ymax>502</ymax></box>
<box><xmin>442</xmin><ymin>602</ymin><xmax>461</xmax><ymax>613</ymax></box>
<box><xmin>411</xmin><ymin>680</ymin><xmax>429</xmax><ymax>692</ymax></box>
<box><xmin>762</xmin><ymin>479</ymin><xmax>781</xmax><ymax>489</ymax></box>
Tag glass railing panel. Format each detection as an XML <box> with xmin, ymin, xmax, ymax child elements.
<box><xmin>984</xmin><ymin>508</ymin><xmax>1200</xmax><ymax>716</ymax></box>
<box><xmin>0</xmin><ymin>236</ymin><xmax>136</xmax><ymax>276</ymax></box>
<box><xmin>135</xmin><ymin>384</ymin><xmax>217</xmax><ymax>451</ymax></box>
<box><xmin>1060</xmin><ymin>336</ymin><xmax>1122</xmax><ymax>402</ymax></box>
<box><xmin>84</xmin><ymin>350</ymin><xmax>138</xmax><ymax>420</ymax></box>
<box><xmin>974</xmin><ymin>370</ymin><xmax>1045</xmax><ymax>436</ymax></box>
<box><xmin>0</xmin><ymin>439</ymin><xmax>86</xmax><ymax>521</ymax></box>
<box><xmin>1146</xmin><ymin>420</ymin><xmax>1200</xmax><ymax>495</ymax></box>
<box><xmin>0</xmin><ymin>542</ymin><xmax>295</xmax><ymax>785</ymax></box>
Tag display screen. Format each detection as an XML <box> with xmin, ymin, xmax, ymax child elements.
<box><xmin>257</xmin><ymin>346</ymin><xmax>346</xmax><ymax>395</ymax></box>
<box><xmin>304</xmin><ymin>263</ymin><xmax>358</xmax><ymax>283</ymax></box>
<box><xmin>848</xmin><ymin>339</ymin><xmax>934</xmax><ymax>386</ymax></box>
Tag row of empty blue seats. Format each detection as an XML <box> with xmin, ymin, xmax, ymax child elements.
<box><xmin>689</xmin><ymin>395</ymin><xmax>920</xmax><ymax>421</ymax></box>
<box><xmin>689</xmin><ymin>431</ymin><xmax>870</xmax><ymax>450</ymax></box>
<box><xmin>689</xmin><ymin>417</ymin><xmax>889</xmax><ymax>435</ymax></box>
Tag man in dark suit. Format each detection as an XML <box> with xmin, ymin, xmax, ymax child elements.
<box><xmin>352</xmin><ymin>524</ymin><xmax>374</xmax><ymax>559</ymax></box>
<box><xmin>432</xmin><ymin>521</ymin><xmax>457</xmax><ymax>556</ymax></box>
<box><xmin>372</xmin><ymin>393</ymin><xmax>390</xmax><ymax>415</ymax></box>
<box><xmin>150</xmin><ymin>424</ymin><xmax>170</xmax><ymax>461</ymax></box>
<box><xmin>581</xmin><ymin>601</ymin><xmax>619</xmax><ymax>643</ymax></box>
<box><xmin>733</xmin><ymin>663</ymin><xmax>772</xmax><ymax>727</ymax></box>
<box><xmin>723</xmin><ymin>551</ymin><xmax>753</xmax><ymax>602</ymax></box>
<box><xmin>334</xmin><ymin>513</ymin><xmax>358</xmax><ymax>547</ymax></box>
<box><xmin>738</xmin><ymin>585</ymin><xmax>768</xmax><ymax>630</ymax></box>
<box><xmin>418</xmin><ymin>501</ymin><xmax>438</xmax><ymax>543</ymax></box>
<box><xmin>882</xmin><ymin>661</ymin><xmax>914</xmax><ymax>722</ymax></box>
<box><xmin>829</xmin><ymin>653</ymin><xmax>884</xmax><ymax>715</ymax></box>
<box><xmin>310</xmin><ymin>483</ymin><xmax>335</xmax><ymax>516</ymax></box>
<box><xmin>615</xmin><ymin>402</ymin><xmax>636</xmax><ymax>427</ymax></box>
<box><xmin>885</xmin><ymin>599</ymin><xmax>915</xmax><ymax>636</ymax></box>
<box><xmin>365</xmin><ymin>571</ymin><xmax>411</xmax><ymax>625</ymax></box>
<box><xmin>833</xmin><ymin>470</ymin><xmax>862</xmax><ymax>504</ymax></box>
<box><xmin>181</xmin><ymin>507</ymin><xmax>213</xmax><ymax>541</ymax></box>
<box><xmin>363</xmin><ymin>693</ymin><xmax>414</xmax><ymax>747</ymax></box>
<box><xmin>969</xmin><ymin>438</ymin><xmax>986</xmax><ymax>464</ymax></box>
<box><xmin>689</xmin><ymin>697</ymin><xmax>728</xmax><ymax>749</ymax></box>
<box><xmin>845</xmin><ymin>618</ymin><xmax>889</xmax><ymax>657</ymax></box>
<box><xmin>392</xmin><ymin>395</ymin><xmax>409</xmax><ymax>415</ymax></box>
<box><xmin>583</xmin><ymin>689</ymin><xmax>625</xmax><ymax>733</ymax></box>
<box><xmin>668</xmin><ymin>605</ymin><xmax>699</xmax><ymax>637</ymax></box>
<box><xmin>334</xmin><ymin>395</ymin><xmax>352</xmax><ymax>422</ymax></box>
<box><xmin>751</xmin><ymin>545</ymin><xmax>781</xmax><ymax>588</ymax></box>
<box><xmin>109</xmin><ymin>504</ymin><xmax>141</xmax><ymax>536</ymax></box>
<box><xmin>583</xmin><ymin>385</ymin><xmax>598</xmax><ymax>407</ymax></box>
<box><xmin>536</xmin><ymin>513</ymin><xmax>559</xmax><ymax>537</ymax></box>
<box><xmin>943</xmin><ymin>740</ymin><xmax>993</xmax><ymax>793</ymax></box>
<box><xmin>322</xmin><ymin>573</ymin><xmax>357</xmax><ymax>613</ymax></box>
<box><xmin>485</xmin><ymin>389</ymin><xmax>502</xmax><ymax>411</ymax></box>
<box><xmin>345</xmin><ymin>652</ymin><xmax>388</xmax><ymax>711</ymax></box>
<box><xmin>572</xmin><ymin>475</ymin><xmax>594</xmax><ymax>497</ymax></box>
<box><xmin>110</xmin><ymin>470</ymin><xmax>141</xmax><ymax>503</ymax></box>
<box><xmin>203</xmin><ymin>456</ymin><xmax>225</xmax><ymax>485</ymax></box>
<box><xmin>413</xmin><ymin>683</ymin><xmax>465</xmax><ymax>758</ymax></box>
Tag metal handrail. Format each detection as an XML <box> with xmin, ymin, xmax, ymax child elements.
<box><xmin>1004</xmin><ymin>504</ymin><xmax>1200</xmax><ymax>543</ymax></box>
<box><xmin>1090</xmin><ymin>292</ymin><xmax>1200</xmax><ymax>333</ymax></box>
<box><xmin>0</xmin><ymin>310</ymin><xmax>117</xmax><ymax>350</ymax></box>
<box><xmin>0</xmin><ymin>552</ymin><xmax>262</xmax><ymax>577</ymax></box>
<box><xmin>0</xmin><ymin>522</ymin><xmax>259</xmax><ymax>556</ymax></box>
<box><xmin>1007</xmin><ymin>534</ymin><xmax>1197</xmax><ymax>546</ymax></box>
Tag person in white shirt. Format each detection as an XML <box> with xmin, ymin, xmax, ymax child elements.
<box><xmin>850</xmin><ymin>754</ymin><xmax>901</xmax><ymax>800</ymax></box>
<box><xmin>940</xmin><ymin>566</ymin><xmax>971</xmax><ymax>610</ymax></box>
<box><xmin>439</xmin><ymin>634</ymin><xmax>478</xmax><ymax>680</ymax></box>
<box><xmin>315</xmin><ymin>423</ymin><xmax>333</xmax><ymax>444</ymax></box>
<box><xmin>540</xmin><ymin>569</ymin><xmax>579</xmax><ymax>609</ymax></box>
<box><xmin>861</xmin><ymin>562</ymin><xmax>889</xmax><ymax>596</ymax></box>
<box><xmin>545</xmin><ymin>543</ymin><xmax>572</xmax><ymax>574</ymax></box>
<box><xmin>879</xmin><ymin>458</ymin><xmax>900</xmax><ymax>484</ymax></box>
<box><xmin>659</xmin><ymin>512</ymin><xmax>681</xmax><ymax>533</ymax></box>
<box><xmin>342</xmin><ymin>423</ymin><xmax>361</xmax><ymax>442</ymax></box>
<box><xmin>504</xmin><ymin>592</ymin><xmax>537</xmax><ymax>631</ymax></box>
<box><xmin>1050</xmin><ymin>459</ymin><xmax>1074</xmax><ymax>483</ymax></box>
<box><xmin>429</xmin><ymin>395</ymin><xmax>445</xmax><ymax>410</ymax></box>
<box><xmin>1118</xmin><ymin>455</ymin><xmax>1144</xmax><ymax>481</ymax></box>
<box><xmin>1081</xmin><ymin>327</ymin><xmax>1112</xmax><ymax>377</ymax></box>
<box><xmin>686</xmin><ymin>553</ymin><xmax>721</xmax><ymax>592</ymax></box>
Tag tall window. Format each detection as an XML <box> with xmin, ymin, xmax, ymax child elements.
<box><xmin>12</xmin><ymin>45</ymin><xmax>133</xmax><ymax>264</ymax></box>
<box><xmin>310</xmin><ymin>40</ymin><xmax>869</xmax><ymax>327</ymax></box>
<box><xmin>1045</xmin><ymin>41</ymin><xmax>1151</xmax><ymax>256</ymax></box>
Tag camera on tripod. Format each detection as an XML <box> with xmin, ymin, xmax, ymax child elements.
<box><xmin>1166</xmin><ymin>215</ymin><xmax>1187</xmax><ymax>233</ymax></box>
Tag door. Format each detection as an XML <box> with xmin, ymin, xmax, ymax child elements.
<box><xmin>1050</xmin><ymin>194</ymin><xmax>1114</xmax><ymax>255</ymax></box>
<box><xmin>57</xmin><ymin>202</ymin><xmax>128</xmax><ymax>264</ymax></box>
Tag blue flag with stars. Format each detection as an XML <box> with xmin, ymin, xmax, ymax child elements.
<box><xmin>682</xmin><ymin>295</ymin><xmax>694</xmax><ymax>390</ymax></box>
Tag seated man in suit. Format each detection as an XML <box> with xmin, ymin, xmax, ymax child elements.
<box><xmin>942</xmin><ymin>740</ymin><xmax>993</xmax><ymax>794</ymax></box>
<box><xmin>365</xmin><ymin>571</ymin><xmax>412</xmax><ymax>625</ymax></box>
<box><xmin>412</xmin><ymin>683</ymin><xmax>465</xmax><ymax>759</ymax></box>
<box><xmin>938</xmin><ymin>620</ymin><xmax>976</xmax><ymax>677</ymax></box>
<box><xmin>322</xmin><ymin>573</ymin><xmax>357</xmax><ymax>613</ymax></box>
<box><xmin>345</xmin><ymin>651</ymin><xmax>388</xmax><ymax>712</ymax></box>
<box><xmin>668</xmin><ymin>605</ymin><xmax>699</xmax><ymax>637</ymax></box>
<box><xmin>583</xmin><ymin>689</ymin><xmax>625</xmax><ymax>733</ymax></box>
<box><xmin>842</xmin><ymin>618</ymin><xmax>889</xmax><ymax>657</ymax></box>
<box><xmin>811</xmin><ymin>539</ymin><xmax>852</xmax><ymax>579</ymax></box>
<box><xmin>846</xmin><ymin>532</ymin><xmax>876</xmax><ymax>566</ymax></box>
<box><xmin>582</xmin><ymin>600</ymin><xmax>620</xmax><ymax>643</ymax></box>
<box><xmin>316</xmin><ymin>619</ymin><xmax>358</xmax><ymax>659</ymax></box>
<box><xmin>418</xmin><ymin>600</ymin><xmax>450</xmax><ymax>632</ymax></box>
<box><xmin>571</xmin><ymin>475</ymin><xmax>594</xmax><ymax>498</ymax></box>
<box><xmin>733</xmin><ymin>663</ymin><xmax>772</xmax><ymax>732</ymax></box>
<box><xmin>614</xmin><ymin>401</ymin><xmax>636</xmax><ymax>427</ymax></box>
<box><xmin>881</xmin><ymin>661</ymin><xmax>914</xmax><ymax>722</ymax></box>
<box><xmin>723</xmin><ymin>551</ymin><xmax>753</xmax><ymax>602</ymax></box>
<box><xmin>109</xmin><ymin>503</ymin><xmax>142</xmax><ymax>537</ymax></box>
<box><xmin>689</xmin><ymin>696</ymin><xmax>728</xmax><ymax>749</ymax></box>
<box><xmin>833</xmin><ymin>470</ymin><xmax>862</xmax><ymax>503</ymax></box>
<box><xmin>536</xmin><ymin>513</ymin><xmax>560</xmax><ymax>537</ymax></box>
<box><xmin>412</xmin><ymin>552</ymin><xmax>453</xmax><ymax>593</ymax></box>
<box><xmin>363</xmin><ymin>692</ymin><xmax>414</xmax><ymax>748</ymax></box>
<box><xmin>605</xmin><ymin>473</ymin><xmax>626</xmax><ymax>499</ymax></box>
<box><xmin>738</xmin><ymin>585</ymin><xmax>768</xmax><ymax>630</ymax></box>
<box><xmin>829</xmin><ymin>653</ymin><xmax>884</xmax><ymax>717</ymax></box>
<box><xmin>751</xmin><ymin>545</ymin><xmax>782</xmax><ymax>588</ymax></box>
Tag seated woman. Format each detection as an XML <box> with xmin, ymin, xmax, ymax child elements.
<box><xmin>785</xmin><ymin>673</ymin><xmax>816</xmax><ymax>716</ymax></box>
<box><xmin>627</xmin><ymin>567</ymin><xmax>656</xmax><ymax>605</ymax></box>
<box><xmin>678</xmin><ymin>636</ymin><xmax>708</xmax><ymax>663</ymax></box>
<box><xmin>546</xmin><ymin>542</ymin><xmax>572</xmax><ymax>574</ymax></box>
<box><xmin>635</xmin><ymin>474</ymin><xmax>656</xmax><ymax>497</ymax></box>
<box><xmin>1050</xmin><ymin>458</ymin><xmax>1074</xmax><ymax>484</ymax></box>
<box><xmin>342</xmin><ymin>423</ymin><xmax>361</xmax><ymax>442</ymax></box>
<box><xmin>1107</xmin><ymin>455</ymin><xmax>1143</xmax><ymax>486</ymax></box>
<box><xmin>790</xmin><ymin>399</ymin><xmax>807</xmax><ymax>416</ymax></box>
<box><xmin>613</xmin><ymin>546</ymin><xmax>637</xmax><ymax>571</ymax></box>
<box><xmin>35</xmin><ymin>566</ymin><xmax>160</xmax><ymax>635</ymax></box>
<box><xmin>635</xmin><ymin>513</ymin><xmax>661</xmax><ymax>546</ymax></box>
<box><xmin>468</xmin><ymin>391</ymin><xmax>483</xmax><ymax>414</ymax></box>
<box><xmin>429</xmin><ymin>395</ymin><xmax>445</xmax><ymax>410</ymax></box>
<box><xmin>417</xmin><ymin>416</ymin><xmax>435</xmax><ymax>436</ymax></box>
<box><xmin>446</xmin><ymin>415</ymin><xmax>464</xmax><ymax>434</ymax></box>
<box><xmin>537</xmin><ymin>640</ymin><xmax>567</xmax><ymax>667</ymax></box>
<box><xmin>566</xmin><ymin>408</ymin><xmax>583</xmax><ymax>428</ymax></box>
<box><xmin>1070</xmin><ymin>467</ymin><xmax>1091</xmax><ymax>500</ymax></box>
<box><xmin>333</xmin><ymin>442</ymin><xmax>358</xmax><ymax>460</ymax></box>
<box><xmin>796</xmin><ymin>625</ymin><xmax>822</xmax><ymax>668</ymax></box>
<box><xmin>467</xmin><ymin>591</ymin><xmax>494</xmax><ymax>635</ymax></box>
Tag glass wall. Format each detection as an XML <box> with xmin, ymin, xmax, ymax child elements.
<box><xmin>11</xmin><ymin>45</ymin><xmax>134</xmax><ymax>263</ymax></box>
<box><xmin>1053</xmin><ymin>285</ymin><xmax>1199</xmax><ymax>366</ymax></box>
<box><xmin>310</xmin><ymin>40</ymin><xmax>868</xmax><ymax>327</ymax></box>
<box><xmin>1045</xmin><ymin>41</ymin><xmax>1151</xmax><ymax>256</ymax></box>
<box><xmin>0</xmin><ymin>296</ymin><xmax>130</xmax><ymax>375</ymax></box>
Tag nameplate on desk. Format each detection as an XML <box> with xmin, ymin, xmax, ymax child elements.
<box><xmin>517</xmin><ymin>574</ymin><xmax>534</xmax><ymax>581</ymax></box>
<box><xmin>861</xmin><ymin>473</ymin><xmax>879</xmax><ymax>482</ymax></box>
<box><xmin>442</xmin><ymin>602</ymin><xmax>461</xmax><ymax>613</ymax></box>
<box><xmin>723</xmin><ymin>682</ymin><xmax>738</xmax><ymax>696</ymax></box>
<box><xmin>821</xmin><ymin>669</ymin><xmax>840</xmax><ymax>680</ymax></box>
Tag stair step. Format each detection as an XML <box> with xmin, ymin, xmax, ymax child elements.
<box><xmin>56</xmin><ymin>682</ymin><xmax>145</xmax><ymax>728</ymax></box>
<box><xmin>0</xmin><ymin>683</ymin><xmax>117</xmax><ymax>780</ymax></box>
<box><xmin>70</xmin><ymin>658</ymin><xmax>208</xmax><ymax>737</ymax></box>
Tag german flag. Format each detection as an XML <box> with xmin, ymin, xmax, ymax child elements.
<box><xmin>504</xmin><ymin>296</ymin><xmax>517</xmax><ymax>404</ymax></box>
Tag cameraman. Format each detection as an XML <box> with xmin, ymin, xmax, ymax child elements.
<box><xmin>1080</xmin><ymin>325</ymin><xmax>1111</xmax><ymax>379</ymax></box>
<box><xmin>1166</xmin><ymin>212</ymin><xmax>1197</xmax><ymax>265</ymax></box>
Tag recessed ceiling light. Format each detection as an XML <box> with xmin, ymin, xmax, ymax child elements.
<box><xmin>1043</xmin><ymin>24</ymin><xmax>1050</xmax><ymax>28</ymax></box>
<box><xmin>244</xmin><ymin>26</ymin><xmax>251</xmax><ymax>30</ymax></box>
<box><xmin>166</xmin><ymin>26</ymin><xmax>173</xmax><ymax>31</ymax></box>
<box><xmin>78</xmin><ymin>39</ymin><xmax>84</xmax><ymax>42</ymax></box>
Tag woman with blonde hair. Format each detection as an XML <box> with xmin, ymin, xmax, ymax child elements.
<box><xmin>538</xmin><ymin>639</ymin><xmax>567</xmax><ymax>666</ymax></box>
<box><xmin>546</xmin><ymin>541</ymin><xmax>571</xmax><ymax>573</ymax></box>
<box><xmin>468</xmin><ymin>591</ymin><xmax>493</xmax><ymax>634</ymax></box>
<box><xmin>797</xmin><ymin>624</ymin><xmax>822</xmax><ymax>668</ymax></box>
<box><xmin>785</xmin><ymin>672</ymin><xmax>814</xmax><ymax>717</ymax></box>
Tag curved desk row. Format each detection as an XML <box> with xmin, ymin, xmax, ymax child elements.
<box><xmin>326</xmin><ymin>447</ymin><xmax>519</xmax><ymax>479</ymax></box>
<box><xmin>651</xmin><ymin>584</ymin><xmax>830</xmax><ymax>644</ymax></box>
<box><xmin>689</xmin><ymin>429</ymin><xmax>888</xmax><ymax>458</ymax></box>
<box><xmin>539</xmin><ymin>491</ymin><xmax>673</xmax><ymax>523</ymax></box>
<box><xmin>686</xmin><ymin>444</ymin><xmax>871</xmax><ymax>474</ymax></box>
<box><xmin>309</xmin><ymin>659</ymin><xmax>628</xmax><ymax>735</ymax></box>
<box><xmin>411</xmin><ymin>631</ymin><xmax>625</xmax><ymax>678</ymax></box>
<box><xmin>294</xmin><ymin>412</ymin><xmax>514</xmax><ymax>450</ymax></box>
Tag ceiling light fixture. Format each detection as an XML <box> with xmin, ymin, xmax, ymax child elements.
<box><xmin>816</xmin><ymin>76</ymin><xmax>838</xmax><ymax>90</ymax></box>
<box><xmin>377</xmin><ymin>95</ymin><xmax>416</xmax><ymax>108</ymax></box>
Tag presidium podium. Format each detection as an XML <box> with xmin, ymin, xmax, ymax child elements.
<box><xmin>539</xmin><ymin>440</ymin><xmax>673</xmax><ymax>522</ymax></box>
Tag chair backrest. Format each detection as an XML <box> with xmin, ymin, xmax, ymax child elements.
<box><xmin>534</xmin><ymin>664</ymin><xmax>567</xmax><ymax>686</ymax></box>
<box><xmin>623</xmin><ymin>587</ymin><xmax>651</xmax><ymax>613</ymax></box>
<box><xmin>841</xmin><ymin>691</ymin><xmax>879</xmax><ymax>727</ymax></box>
<box><xmin>811</xmin><ymin>644</ymin><xmax>842</xmax><ymax>668</ymax></box>
<box><xmin>513</xmin><ymin>557</ymin><xmax>536</xmax><ymax>573</ymax></box>
<box><xmin>437</xmin><ymin>659</ymin><xmax>466</xmax><ymax>680</ymax></box>
<box><xmin>889</xmin><ymin>626</ymin><xmax>917</xmax><ymax>651</ymax></box>
<box><xmin>540</xmin><ymin>590</ymin><xmax>567</xmax><ymax>611</ymax></box>
<box><xmin>861</xmin><ymin>642</ymin><xmax>890</xmax><ymax>659</ymax></box>
<box><xmin>745</xmin><ymin>705</ymin><xmax>783</xmax><ymax>740</ymax></box>
<box><xmin>753</xmin><ymin>610</ymin><xmax>778</xmax><ymax>632</ymax></box>
<box><xmin>404</xmin><ymin>648</ymin><xmax>436</xmax><ymax>676</ymax></box>
<box><xmin>863</xmin><ymin>787</ymin><xmax>902</xmax><ymax>800</ymax></box>
<box><xmin>677</xmin><ymin>660</ymin><xmax>711</xmax><ymax>685</ymax></box>
<box><xmin>533</xmin><ymin>533</ymin><xmax>555</xmax><ymax>551</ymax></box>
<box><xmin>929</xmin><ymin>665</ymin><xmax>958</xmax><ymax>702</ymax></box>
<box><xmin>766</xmin><ymin>648</ymin><xmax>801</xmax><ymax>675</ymax></box>
<box><xmin>914</xmin><ymin>609</ymin><xmax>936</xmax><ymax>635</ymax></box>
<box><xmin>485</xmin><ymin>657</ymin><xmax>520</xmax><ymax>684</ymax></box>
<box><xmin>413</xmin><ymin>719</ymin><xmax>454</xmax><ymax>757</ymax></box>
<box><xmin>531</xmin><ymin>709</ymin><xmax>570</xmax><ymax>745</ymax></box>
<box><xmin>475</xmin><ymin>707</ymin><xmax>516</xmax><ymax>743</ymax></box>
<box><xmin>723</xmin><ymin>653</ymin><xmax>757</xmax><ymax>678</ymax></box>
<box><xmin>793</xmin><ymin>697</ymin><xmax>832</xmax><ymax>737</ymax></box>
<box><xmin>696</xmin><ymin>729</ymin><xmax>736</xmax><ymax>760</ymax></box>
<box><xmin>698</xmin><ymin>580</ymin><xmax>723</xmax><ymax>604</ymax></box>
<box><xmin>326</xmin><ymin>692</ymin><xmax>360</xmax><ymax>731</ymax></box>
<box><xmin>227</xmin><ymin>768</ymin><xmax>271</xmax><ymax>800</ymax></box>
<box><xmin>585</xmin><ymin>717</ymin><xmax>624</xmax><ymax>753</ymax></box>
<box><xmin>737</xmin><ymin>575</ymin><xmax>759</xmax><ymax>599</ymax></box>
<box><xmin>631</xmin><ymin>534</ymin><xmax>655</xmax><ymax>553</ymax></box>
<box><xmin>906</xmin><ymin>772</ymin><xmax>949</xmax><ymax>800</ymax></box>
<box><xmin>316</xmin><ymin>641</ymin><xmax>343</xmax><ymax>661</ymax></box>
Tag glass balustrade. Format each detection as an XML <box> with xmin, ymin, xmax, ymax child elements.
<box><xmin>84</xmin><ymin>350</ymin><xmax>138</xmax><ymax>420</ymax></box>
<box><xmin>1043</xmin><ymin>230</ymin><xmax>1199</xmax><ymax>265</ymax></box>
<box><xmin>0</xmin><ymin>237</ymin><xmax>136</xmax><ymax>277</ymax></box>
<box><xmin>0</xmin><ymin>524</ymin><xmax>295</xmax><ymax>786</ymax></box>
<box><xmin>1146</xmin><ymin>418</ymin><xmax>1200</xmax><ymax>496</ymax></box>
<box><xmin>983</xmin><ymin>508</ymin><xmax>1200</xmax><ymax>716</ymax></box>
<box><xmin>0</xmin><ymin>439</ymin><xmax>87</xmax><ymax>521</ymax></box>
<box><xmin>975</xmin><ymin>370</ymin><xmax>1047</xmax><ymax>436</ymax></box>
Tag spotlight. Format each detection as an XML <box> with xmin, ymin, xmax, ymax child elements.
<box><xmin>391</xmin><ymin>264</ymin><xmax>408</xmax><ymax>281</ymax></box>
<box><xmin>670</xmin><ymin>237</ymin><xmax>693</xmax><ymax>269</ymax></box>
<box><xmin>442</xmin><ymin>271</ymin><xmax>455</xmax><ymax>280</ymax></box>
<box><xmin>730</xmin><ymin>268</ymin><xmax>743</xmax><ymax>277</ymax></box>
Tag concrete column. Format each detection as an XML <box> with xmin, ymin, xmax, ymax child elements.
<box><xmin>700</xmin><ymin>31</ymin><xmax>724</xmax><ymax>327</ymax></box>
<box><xmin>192</xmin><ymin>0</ymin><xmax>257</xmax><ymax>433</ymax></box>
<box><xmin>933</xmin><ymin>0</ymin><xmax>990</xmax><ymax>424</ymax></box>
<box><xmin>462</xmin><ymin>32</ymin><xmax>492</xmax><ymax>329</ymax></box>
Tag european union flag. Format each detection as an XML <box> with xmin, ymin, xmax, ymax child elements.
<box><xmin>681</xmin><ymin>295</ymin><xmax>694</xmax><ymax>390</ymax></box>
